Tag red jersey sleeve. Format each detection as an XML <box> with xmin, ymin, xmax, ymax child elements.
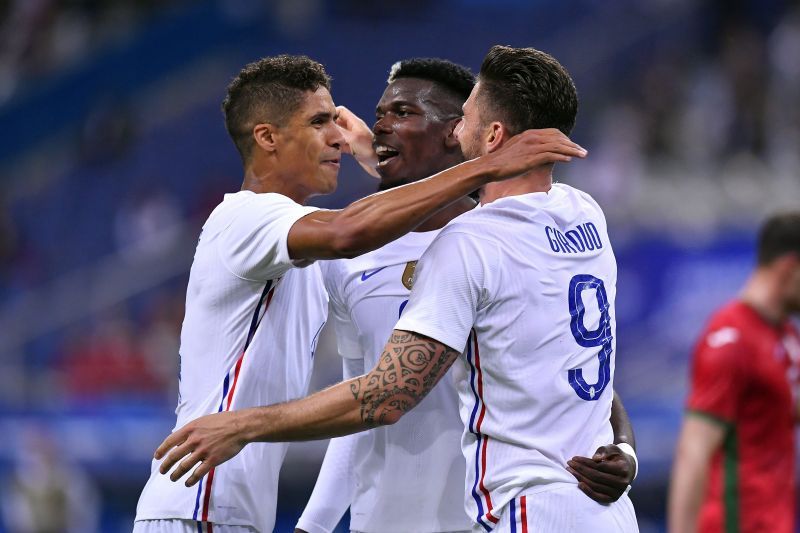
<box><xmin>686</xmin><ymin>324</ymin><xmax>747</xmax><ymax>423</ymax></box>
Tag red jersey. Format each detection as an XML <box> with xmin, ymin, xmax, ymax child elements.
<box><xmin>687</xmin><ymin>301</ymin><xmax>800</xmax><ymax>533</ymax></box>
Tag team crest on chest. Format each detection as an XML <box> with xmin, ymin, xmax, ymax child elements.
<box><xmin>401</xmin><ymin>261</ymin><xmax>417</xmax><ymax>290</ymax></box>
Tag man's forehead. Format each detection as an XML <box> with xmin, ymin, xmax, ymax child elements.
<box><xmin>298</xmin><ymin>86</ymin><xmax>335</xmax><ymax>115</ymax></box>
<box><xmin>380</xmin><ymin>77</ymin><xmax>439</xmax><ymax>105</ymax></box>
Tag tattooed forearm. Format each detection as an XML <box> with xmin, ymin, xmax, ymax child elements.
<box><xmin>353</xmin><ymin>330</ymin><xmax>460</xmax><ymax>426</ymax></box>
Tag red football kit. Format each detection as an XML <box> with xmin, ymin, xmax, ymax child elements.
<box><xmin>687</xmin><ymin>301</ymin><xmax>800</xmax><ymax>533</ymax></box>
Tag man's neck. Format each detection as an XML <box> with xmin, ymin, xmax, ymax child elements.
<box><xmin>415</xmin><ymin>196</ymin><xmax>476</xmax><ymax>232</ymax></box>
<box><xmin>739</xmin><ymin>268</ymin><xmax>787</xmax><ymax>324</ymax></box>
<box><xmin>480</xmin><ymin>166</ymin><xmax>553</xmax><ymax>205</ymax></box>
<box><xmin>241</xmin><ymin>166</ymin><xmax>309</xmax><ymax>204</ymax></box>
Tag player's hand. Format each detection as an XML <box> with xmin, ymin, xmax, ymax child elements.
<box><xmin>294</xmin><ymin>529</ymin><xmax>309</xmax><ymax>533</ymax></box>
<box><xmin>481</xmin><ymin>128</ymin><xmax>587</xmax><ymax>181</ymax></box>
<box><xmin>336</xmin><ymin>105</ymin><xmax>380</xmax><ymax>178</ymax></box>
<box><xmin>154</xmin><ymin>410</ymin><xmax>249</xmax><ymax>486</ymax></box>
<box><xmin>566</xmin><ymin>444</ymin><xmax>635</xmax><ymax>504</ymax></box>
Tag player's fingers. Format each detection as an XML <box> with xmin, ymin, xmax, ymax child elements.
<box><xmin>335</xmin><ymin>106</ymin><xmax>363</xmax><ymax>130</ymax></box>
<box><xmin>576</xmin><ymin>481</ymin><xmax>614</xmax><ymax>504</ymax></box>
<box><xmin>516</xmin><ymin>129</ymin><xmax>587</xmax><ymax>154</ymax></box>
<box><xmin>159</xmin><ymin>440</ymin><xmax>195</xmax><ymax>476</ymax></box>
<box><xmin>551</xmin><ymin>141</ymin><xmax>588</xmax><ymax>157</ymax></box>
<box><xmin>185</xmin><ymin>459</ymin><xmax>213</xmax><ymax>487</ymax></box>
<box><xmin>154</xmin><ymin>429</ymin><xmax>187</xmax><ymax>460</ymax></box>
<box><xmin>531</xmin><ymin>143</ymin><xmax>586</xmax><ymax>161</ymax></box>
<box><xmin>533</xmin><ymin>151</ymin><xmax>573</xmax><ymax>164</ymax></box>
<box><xmin>567</xmin><ymin>459</ymin><xmax>628</xmax><ymax>489</ymax></box>
<box><xmin>567</xmin><ymin>467</ymin><xmax>621</xmax><ymax>499</ymax></box>
<box><xmin>569</xmin><ymin>455</ymin><xmax>629</xmax><ymax>477</ymax></box>
<box><xmin>568</xmin><ymin>457</ymin><xmax>630</xmax><ymax>484</ymax></box>
<box><xmin>170</xmin><ymin>451</ymin><xmax>204</xmax><ymax>482</ymax></box>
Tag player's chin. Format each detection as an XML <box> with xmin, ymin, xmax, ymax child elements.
<box><xmin>317</xmin><ymin>165</ymin><xmax>339</xmax><ymax>193</ymax></box>
<box><xmin>376</xmin><ymin>162</ymin><xmax>411</xmax><ymax>189</ymax></box>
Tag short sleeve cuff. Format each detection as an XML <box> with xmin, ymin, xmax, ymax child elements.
<box><xmin>685</xmin><ymin>408</ymin><xmax>733</xmax><ymax>428</ymax></box>
<box><xmin>394</xmin><ymin>317</ymin><xmax>467</xmax><ymax>354</ymax></box>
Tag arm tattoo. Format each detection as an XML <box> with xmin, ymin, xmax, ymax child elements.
<box><xmin>353</xmin><ymin>331</ymin><xmax>459</xmax><ymax>427</ymax></box>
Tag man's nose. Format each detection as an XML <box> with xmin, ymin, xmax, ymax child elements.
<box><xmin>372</xmin><ymin>116</ymin><xmax>392</xmax><ymax>135</ymax></box>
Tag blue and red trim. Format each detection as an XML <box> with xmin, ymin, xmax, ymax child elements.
<box><xmin>191</xmin><ymin>280</ymin><xmax>276</xmax><ymax>524</ymax></box>
<box><xmin>509</xmin><ymin>495</ymin><xmax>528</xmax><ymax>533</ymax></box>
<box><xmin>195</xmin><ymin>521</ymin><xmax>213</xmax><ymax>533</ymax></box>
<box><xmin>508</xmin><ymin>496</ymin><xmax>528</xmax><ymax>533</ymax></box>
<box><xmin>466</xmin><ymin>330</ymin><xmax>499</xmax><ymax>530</ymax></box>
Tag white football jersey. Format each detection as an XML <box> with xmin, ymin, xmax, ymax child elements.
<box><xmin>319</xmin><ymin>230</ymin><xmax>471</xmax><ymax>532</ymax></box>
<box><xmin>136</xmin><ymin>191</ymin><xmax>328</xmax><ymax>532</ymax></box>
<box><xmin>396</xmin><ymin>184</ymin><xmax>622</xmax><ymax>531</ymax></box>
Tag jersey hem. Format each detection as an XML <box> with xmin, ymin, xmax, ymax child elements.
<box><xmin>135</xmin><ymin>512</ymin><xmax>255</xmax><ymax>529</ymax></box>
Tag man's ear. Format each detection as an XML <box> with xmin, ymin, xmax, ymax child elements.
<box><xmin>485</xmin><ymin>121</ymin><xmax>509</xmax><ymax>154</ymax></box>
<box><xmin>253</xmin><ymin>123</ymin><xmax>278</xmax><ymax>153</ymax></box>
<box><xmin>444</xmin><ymin>117</ymin><xmax>462</xmax><ymax>149</ymax></box>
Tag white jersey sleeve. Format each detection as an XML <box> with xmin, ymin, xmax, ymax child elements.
<box><xmin>395</xmin><ymin>230</ymin><xmax>500</xmax><ymax>352</ymax></box>
<box><xmin>296</xmin><ymin>356</ymin><xmax>364</xmax><ymax>533</ymax></box>
<box><xmin>321</xmin><ymin>260</ymin><xmax>362</xmax><ymax>359</ymax></box>
<box><xmin>217</xmin><ymin>192</ymin><xmax>319</xmax><ymax>281</ymax></box>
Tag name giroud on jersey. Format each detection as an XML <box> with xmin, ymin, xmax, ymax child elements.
<box><xmin>545</xmin><ymin>221</ymin><xmax>603</xmax><ymax>254</ymax></box>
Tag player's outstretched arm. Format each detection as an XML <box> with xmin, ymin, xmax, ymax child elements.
<box><xmin>287</xmin><ymin>128</ymin><xmax>586</xmax><ymax>261</ymax></box>
<box><xmin>566</xmin><ymin>391</ymin><xmax>637</xmax><ymax>504</ymax></box>
<box><xmin>154</xmin><ymin>330</ymin><xmax>460</xmax><ymax>487</ymax></box>
<box><xmin>667</xmin><ymin>413</ymin><xmax>725</xmax><ymax>533</ymax></box>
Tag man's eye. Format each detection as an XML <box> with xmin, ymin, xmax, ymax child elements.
<box><xmin>397</xmin><ymin>110</ymin><xmax>410</xmax><ymax>118</ymax></box>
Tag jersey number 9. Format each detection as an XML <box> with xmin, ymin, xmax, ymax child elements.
<box><xmin>567</xmin><ymin>274</ymin><xmax>612</xmax><ymax>401</ymax></box>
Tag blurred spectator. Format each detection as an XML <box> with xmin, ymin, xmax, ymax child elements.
<box><xmin>0</xmin><ymin>428</ymin><xmax>100</xmax><ymax>533</ymax></box>
<box><xmin>58</xmin><ymin>313</ymin><xmax>167</xmax><ymax>402</ymax></box>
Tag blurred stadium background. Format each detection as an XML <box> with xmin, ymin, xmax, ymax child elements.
<box><xmin>0</xmin><ymin>0</ymin><xmax>798</xmax><ymax>531</ymax></box>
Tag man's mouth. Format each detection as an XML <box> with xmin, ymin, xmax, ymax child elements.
<box><xmin>374</xmin><ymin>144</ymin><xmax>400</xmax><ymax>167</ymax></box>
<box><xmin>321</xmin><ymin>157</ymin><xmax>340</xmax><ymax>167</ymax></box>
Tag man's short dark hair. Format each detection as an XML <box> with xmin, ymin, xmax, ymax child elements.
<box><xmin>757</xmin><ymin>212</ymin><xmax>800</xmax><ymax>265</ymax></box>
<box><xmin>222</xmin><ymin>54</ymin><xmax>331</xmax><ymax>162</ymax></box>
<box><xmin>477</xmin><ymin>45</ymin><xmax>578</xmax><ymax>135</ymax></box>
<box><xmin>387</xmin><ymin>58</ymin><xmax>475</xmax><ymax>103</ymax></box>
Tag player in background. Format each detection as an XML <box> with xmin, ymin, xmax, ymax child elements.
<box><xmin>133</xmin><ymin>54</ymin><xmax>587</xmax><ymax>533</ymax></box>
<box><xmin>154</xmin><ymin>46</ymin><xmax>638</xmax><ymax>533</ymax></box>
<box><xmin>296</xmin><ymin>58</ymin><xmax>638</xmax><ymax>533</ymax></box>
<box><xmin>668</xmin><ymin>212</ymin><xmax>800</xmax><ymax>533</ymax></box>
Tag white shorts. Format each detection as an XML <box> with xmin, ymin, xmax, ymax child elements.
<box><xmin>133</xmin><ymin>519</ymin><xmax>257</xmax><ymax>533</ymax></box>
<box><xmin>476</xmin><ymin>485</ymin><xmax>639</xmax><ymax>533</ymax></box>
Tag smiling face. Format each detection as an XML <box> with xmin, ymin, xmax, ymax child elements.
<box><xmin>372</xmin><ymin>78</ymin><xmax>464</xmax><ymax>190</ymax></box>
<box><xmin>274</xmin><ymin>87</ymin><xmax>344</xmax><ymax>198</ymax></box>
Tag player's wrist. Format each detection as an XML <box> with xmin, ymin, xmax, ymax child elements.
<box><xmin>237</xmin><ymin>407</ymin><xmax>270</xmax><ymax>443</ymax></box>
<box><xmin>616</xmin><ymin>442</ymin><xmax>638</xmax><ymax>481</ymax></box>
<box><xmin>455</xmin><ymin>157</ymin><xmax>498</xmax><ymax>186</ymax></box>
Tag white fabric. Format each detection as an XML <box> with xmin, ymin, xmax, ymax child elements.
<box><xmin>305</xmin><ymin>231</ymin><xmax>471</xmax><ymax>533</ymax></box>
<box><xmin>133</xmin><ymin>519</ymin><xmax>257</xmax><ymax>533</ymax></box>
<box><xmin>136</xmin><ymin>191</ymin><xmax>328</xmax><ymax>532</ymax></box>
<box><xmin>480</xmin><ymin>484</ymin><xmax>638</xmax><ymax>532</ymax></box>
<box><xmin>295</xmin><ymin>358</ymin><xmax>364</xmax><ymax>533</ymax></box>
<box><xmin>396</xmin><ymin>184</ymin><xmax>630</xmax><ymax>531</ymax></box>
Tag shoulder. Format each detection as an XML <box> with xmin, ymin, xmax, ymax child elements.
<box><xmin>436</xmin><ymin>207</ymin><xmax>506</xmax><ymax>247</ymax></box>
<box><xmin>693</xmin><ymin>301</ymin><xmax>753</xmax><ymax>361</ymax></box>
